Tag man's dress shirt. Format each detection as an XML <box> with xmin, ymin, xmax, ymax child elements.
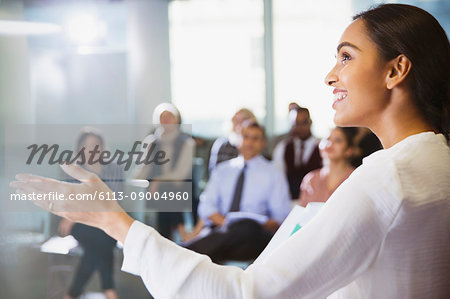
<box><xmin>199</xmin><ymin>155</ymin><xmax>292</xmax><ymax>225</ymax></box>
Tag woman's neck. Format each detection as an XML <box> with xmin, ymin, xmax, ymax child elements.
<box><xmin>372</xmin><ymin>120</ymin><xmax>434</xmax><ymax>149</ymax></box>
<box><xmin>370</xmin><ymin>90</ymin><xmax>435</xmax><ymax>148</ymax></box>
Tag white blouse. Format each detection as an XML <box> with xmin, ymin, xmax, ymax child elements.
<box><xmin>121</xmin><ymin>132</ymin><xmax>450</xmax><ymax>299</ymax></box>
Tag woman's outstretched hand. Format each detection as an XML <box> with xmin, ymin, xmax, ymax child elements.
<box><xmin>10</xmin><ymin>164</ymin><xmax>134</xmax><ymax>243</ymax></box>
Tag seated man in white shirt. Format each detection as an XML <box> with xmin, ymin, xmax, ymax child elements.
<box><xmin>186</xmin><ymin>121</ymin><xmax>291</xmax><ymax>263</ymax></box>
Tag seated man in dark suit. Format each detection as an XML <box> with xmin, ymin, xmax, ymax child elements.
<box><xmin>272</xmin><ymin>106</ymin><xmax>323</xmax><ymax>199</ymax></box>
<box><xmin>187</xmin><ymin>121</ymin><xmax>291</xmax><ymax>263</ymax></box>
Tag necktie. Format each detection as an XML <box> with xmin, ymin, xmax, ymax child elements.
<box><xmin>229</xmin><ymin>163</ymin><xmax>247</xmax><ymax>212</ymax></box>
<box><xmin>299</xmin><ymin>140</ymin><xmax>304</xmax><ymax>166</ymax></box>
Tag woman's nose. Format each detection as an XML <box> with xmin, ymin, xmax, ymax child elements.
<box><xmin>325</xmin><ymin>65</ymin><xmax>338</xmax><ymax>86</ymax></box>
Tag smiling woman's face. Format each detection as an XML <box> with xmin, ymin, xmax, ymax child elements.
<box><xmin>325</xmin><ymin>19</ymin><xmax>391</xmax><ymax>128</ymax></box>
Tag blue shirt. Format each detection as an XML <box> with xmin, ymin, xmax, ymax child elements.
<box><xmin>198</xmin><ymin>155</ymin><xmax>291</xmax><ymax>225</ymax></box>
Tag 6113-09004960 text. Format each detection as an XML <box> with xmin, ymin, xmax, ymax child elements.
<box><xmin>10</xmin><ymin>191</ymin><xmax>190</xmax><ymax>201</ymax></box>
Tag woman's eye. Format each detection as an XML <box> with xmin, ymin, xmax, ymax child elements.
<box><xmin>340</xmin><ymin>53</ymin><xmax>351</xmax><ymax>64</ymax></box>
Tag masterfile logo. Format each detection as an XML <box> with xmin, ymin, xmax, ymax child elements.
<box><xmin>4</xmin><ymin>124</ymin><xmax>193</xmax><ymax>213</ymax></box>
<box><xmin>26</xmin><ymin>141</ymin><xmax>170</xmax><ymax>171</ymax></box>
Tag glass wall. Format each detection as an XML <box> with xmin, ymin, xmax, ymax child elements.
<box><xmin>25</xmin><ymin>1</ymin><xmax>129</xmax><ymax>125</ymax></box>
<box><xmin>272</xmin><ymin>0</ymin><xmax>353</xmax><ymax>137</ymax></box>
<box><xmin>169</xmin><ymin>0</ymin><xmax>265</xmax><ymax>137</ymax></box>
<box><xmin>169</xmin><ymin>0</ymin><xmax>450</xmax><ymax>138</ymax></box>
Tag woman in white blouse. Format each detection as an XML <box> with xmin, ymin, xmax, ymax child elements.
<box><xmin>12</xmin><ymin>3</ymin><xmax>450</xmax><ymax>298</ymax></box>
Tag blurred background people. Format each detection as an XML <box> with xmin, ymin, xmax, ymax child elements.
<box><xmin>58</xmin><ymin>128</ymin><xmax>123</xmax><ymax>299</ymax></box>
<box><xmin>298</xmin><ymin>127</ymin><xmax>357</xmax><ymax>207</ymax></box>
<box><xmin>272</xmin><ymin>106</ymin><xmax>323</xmax><ymax>199</ymax></box>
<box><xmin>350</xmin><ymin>128</ymin><xmax>383</xmax><ymax>167</ymax></box>
<box><xmin>187</xmin><ymin>121</ymin><xmax>291</xmax><ymax>263</ymax></box>
<box><xmin>208</xmin><ymin>108</ymin><xmax>256</xmax><ymax>174</ymax></box>
<box><xmin>132</xmin><ymin>103</ymin><xmax>195</xmax><ymax>241</ymax></box>
<box><xmin>288</xmin><ymin>102</ymin><xmax>301</xmax><ymax>112</ymax></box>
<box><xmin>265</xmin><ymin>102</ymin><xmax>301</xmax><ymax>159</ymax></box>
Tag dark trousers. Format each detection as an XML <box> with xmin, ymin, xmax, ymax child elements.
<box><xmin>69</xmin><ymin>224</ymin><xmax>116</xmax><ymax>297</ymax></box>
<box><xmin>157</xmin><ymin>212</ymin><xmax>184</xmax><ymax>239</ymax></box>
<box><xmin>186</xmin><ymin>219</ymin><xmax>273</xmax><ymax>263</ymax></box>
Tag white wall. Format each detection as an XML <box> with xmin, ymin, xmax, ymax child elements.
<box><xmin>127</xmin><ymin>0</ymin><xmax>172</xmax><ymax>125</ymax></box>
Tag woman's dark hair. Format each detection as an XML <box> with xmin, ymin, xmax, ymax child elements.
<box><xmin>353</xmin><ymin>4</ymin><xmax>449</xmax><ymax>140</ymax></box>
<box><xmin>336</xmin><ymin>127</ymin><xmax>358</xmax><ymax>147</ymax></box>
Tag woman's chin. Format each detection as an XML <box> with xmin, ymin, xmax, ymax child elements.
<box><xmin>333</xmin><ymin>113</ymin><xmax>345</xmax><ymax>126</ymax></box>
<box><xmin>333</xmin><ymin>113</ymin><xmax>357</xmax><ymax>128</ymax></box>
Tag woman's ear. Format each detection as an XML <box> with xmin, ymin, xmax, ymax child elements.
<box><xmin>386</xmin><ymin>54</ymin><xmax>412</xmax><ymax>90</ymax></box>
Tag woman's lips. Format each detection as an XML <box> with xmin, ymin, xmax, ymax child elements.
<box><xmin>332</xmin><ymin>89</ymin><xmax>348</xmax><ymax>109</ymax></box>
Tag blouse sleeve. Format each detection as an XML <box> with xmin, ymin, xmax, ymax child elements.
<box><xmin>121</xmin><ymin>160</ymin><xmax>403</xmax><ymax>299</ymax></box>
